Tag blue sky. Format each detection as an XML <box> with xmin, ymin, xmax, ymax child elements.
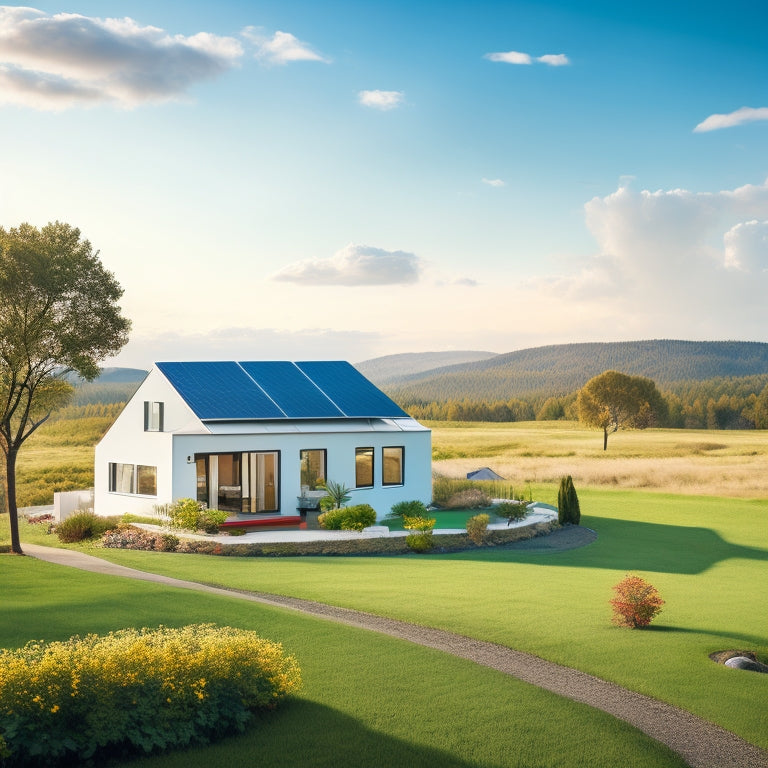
<box><xmin>1</xmin><ymin>0</ymin><xmax>766</xmax><ymax>368</ymax></box>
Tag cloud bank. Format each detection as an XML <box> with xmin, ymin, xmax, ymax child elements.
<box><xmin>273</xmin><ymin>243</ymin><xmax>421</xmax><ymax>286</ymax></box>
<box><xmin>358</xmin><ymin>90</ymin><xmax>404</xmax><ymax>110</ymax></box>
<box><xmin>694</xmin><ymin>106</ymin><xmax>768</xmax><ymax>132</ymax></box>
<box><xmin>484</xmin><ymin>50</ymin><xmax>570</xmax><ymax>66</ymax></box>
<box><xmin>0</xmin><ymin>6</ymin><xmax>242</xmax><ymax>109</ymax></box>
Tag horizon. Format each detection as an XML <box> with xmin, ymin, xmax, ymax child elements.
<box><xmin>1</xmin><ymin>1</ymin><xmax>766</xmax><ymax>369</ymax></box>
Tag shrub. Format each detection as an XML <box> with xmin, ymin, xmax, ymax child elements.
<box><xmin>405</xmin><ymin>533</ymin><xmax>434</xmax><ymax>552</ymax></box>
<box><xmin>318</xmin><ymin>480</ymin><xmax>351</xmax><ymax>512</ymax></box>
<box><xmin>609</xmin><ymin>575</ymin><xmax>665</xmax><ymax>628</ymax></box>
<box><xmin>495</xmin><ymin>500</ymin><xmax>529</xmax><ymax>526</ymax></box>
<box><xmin>56</xmin><ymin>512</ymin><xmax>118</xmax><ymax>543</ymax></box>
<box><xmin>101</xmin><ymin>525</ymin><xmax>179</xmax><ymax>552</ymax></box>
<box><xmin>168</xmin><ymin>498</ymin><xmax>227</xmax><ymax>533</ymax></box>
<box><xmin>318</xmin><ymin>504</ymin><xmax>377</xmax><ymax>531</ymax></box>
<box><xmin>444</xmin><ymin>488</ymin><xmax>491</xmax><ymax>509</ymax></box>
<box><xmin>389</xmin><ymin>499</ymin><xmax>428</xmax><ymax>518</ymax></box>
<box><xmin>557</xmin><ymin>475</ymin><xmax>581</xmax><ymax>525</ymax></box>
<box><xmin>466</xmin><ymin>513</ymin><xmax>490</xmax><ymax>545</ymax></box>
<box><xmin>0</xmin><ymin>624</ymin><xmax>301</xmax><ymax>766</ymax></box>
<box><xmin>403</xmin><ymin>515</ymin><xmax>436</xmax><ymax>552</ymax></box>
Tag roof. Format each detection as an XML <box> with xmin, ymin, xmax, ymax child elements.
<box><xmin>155</xmin><ymin>360</ymin><xmax>410</xmax><ymax>421</ymax></box>
<box><xmin>466</xmin><ymin>467</ymin><xmax>505</xmax><ymax>481</ymax></box>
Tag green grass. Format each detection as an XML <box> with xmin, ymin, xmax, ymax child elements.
<box><xmin>0</xmin><ymin>554</ymin><xmax>688</xmax><ymax>768</ymax></box>
<box><xmin>77</xmin><ymin>490</ymin><xmax>768</xmax><ymax>749</ymax></box>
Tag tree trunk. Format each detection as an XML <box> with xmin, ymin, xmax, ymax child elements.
<box><xmin>3</xmin><ymin>448</ymin><xmax>23</xmax><ymax>555</ymax></box>
<box><xmin>603</xmin><ymin>427</ymin><xmax>608</xmax><ymax>451</ymax></box>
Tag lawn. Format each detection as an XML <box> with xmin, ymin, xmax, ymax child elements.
<box><xmin>78</xmin><ymin>489</ymin><xmax>768</xmax><ymax>750</ymax></box>
<box><xmin>0</xmin><ymin>552</ymin><xmax>689</xmax><ymax>768</ymax></box>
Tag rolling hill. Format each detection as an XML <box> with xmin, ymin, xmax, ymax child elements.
<box><xmin>361</xmin><ymin>340</ymin><xmax>768</xmax><ymax>402</ymax></box>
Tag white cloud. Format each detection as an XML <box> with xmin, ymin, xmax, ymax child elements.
<box><xmin>694</xmin><ymin>106</ymin><xmax>768</xmax><ymax>132</ymax></box>
<box><xmin>242</xmin><ymin>27</ymin><xmax>328</xmax><ymax>65</ymax></box>
<box><xmin>723</xmin><ymin>220</ymin><xmax>768</xmax><ymax>272</ymax></box>
<box><xmin>484</xmin><ymin>50</ymin><xmax>532</xmax><ymax>65</ymax></box>
<box><xmin>482</xmin><ymin>178</ymin><xmax>506</xmax><ymax>187</ymax></box>
<box><xmin>358</xmin><ymin>90</ymin><xmax>404</xmax><ymax>110</ymax></box>
<box><xmin>0</xmin><ymin>7</ymin><xmax>242</xmax><ymax>109</ymax></box>
<box><xmin>484</xmin><ymin>51</ymin><xmax>569</xmax><ymax>66</ymax></box>
<box><xmin>536</xmin><ymin>53</ymin><xmax>570</xmax><ymax>67</ymax></box>
<box><xmin>273</xmin><ymin>243</ymin><xmax>421</xmax><ymax>286</ymax></box>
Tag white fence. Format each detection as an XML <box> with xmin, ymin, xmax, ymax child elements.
<box><xmin>53</xmin><ymin>489</ymin><xmax>94</xmax><ymax>522</ymax></box>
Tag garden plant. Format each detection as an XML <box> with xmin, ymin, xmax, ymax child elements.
<box><xmin>609</xmin><ymin>574</ymin><xmax>665</xmax><ymax>628</ymax></box>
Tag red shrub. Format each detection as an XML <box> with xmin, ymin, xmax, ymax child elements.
<box><xmin>609</xmin><ymin>575</ymin><xmax>665</xmax><ymax>628</ymax></box>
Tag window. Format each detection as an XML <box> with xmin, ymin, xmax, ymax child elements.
<box><xmin>109</xmin><ymin>463</ymin><xmax>157</xmax><ymax>496</ymax></box>
<box><xmin>195</xmin><ymin>451</ymin><xmax>280</xmax><ymax>513</ymax></box>
<box><xmin>300</xmin><ymin>449</ymin><xmax>326</xmax><ymax>490</ymax></box>
<box><xmin>382</xmin><ymin>446</ymin><xmax>404</xmax><ymax>486</ymax></box>
<box><xmin>355</xmin><ymin>447</ymin><xmax>374</xmax><ymax>488</ymax></box>
<box><xmin>144</xmin><ymin>401</ymin><xmax>164</xmax><ymax>432</ymax></box>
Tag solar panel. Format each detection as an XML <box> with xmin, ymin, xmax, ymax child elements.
<box><xmin>296</xmin><ymin>361</ymin><xmax>409</xmax><ymax>418</ymax></box>
<box><xmin>157</xmin><ymin>360</ymin><xmax>408</xmax><ymax>421</ymax></box>
<box><xmin>239</xmin><ymin>361</ymin><xmax>345</xmax><ymax>418</ymax></box>
<box><xmin>156</xmin><ymin>362</ymin><xmax>285</xmax><ymax>420</ymax></box>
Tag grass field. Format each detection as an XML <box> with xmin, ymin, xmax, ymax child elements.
<box><xmin>430</xmin><ymin>421</ymin><xmax>768</xmax><ymax>498</ymax></box>
<box><xmin>0</xmin><ymin>554</ymin><xmax>690</xmax><ymax>768</ymax></box>
<box><xmin>2</xmin><ymin>419</ymin><xmax>767</xmax><ymax>764</ymax></box>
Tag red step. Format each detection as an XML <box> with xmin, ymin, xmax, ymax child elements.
<box><xmin>219</xmin><ymin>515</ymin><xmax>304</xmax><ymax>529</ymax></box>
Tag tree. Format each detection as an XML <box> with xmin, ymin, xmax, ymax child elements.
<box><xmin>557</xmin><ymin>475</ymin><xmax>580</xmax><ymax>525</ymax></box>
<box><xmin>0</xmin><ymin>222</ymin><xmax>130</xmax><ymax>554</ymax></box>
<box><xmin>577</xmin><ymin>370</ymin><xmax>667</xmax><ymax>450</ymax></box>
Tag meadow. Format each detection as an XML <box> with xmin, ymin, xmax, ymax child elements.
<box><xmin>2</xmin><ymin>419</ymin><xmax>767</xmax><ymax>765</ymax></box>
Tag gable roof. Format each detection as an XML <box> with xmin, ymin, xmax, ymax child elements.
<box><xmin>155</xmin><ymin>360</ymin><xmax>409</xmax><ymax>421</ymax></box>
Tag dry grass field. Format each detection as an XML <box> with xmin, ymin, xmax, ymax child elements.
<box><xmin>430</xmin><ymin>420</ymin><xmax>768</xmax><ymax>498</ymax></box>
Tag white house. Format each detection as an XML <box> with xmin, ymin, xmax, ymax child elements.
<box><xmin>94</xmin><ymin>361</ymin><xmax>432</xmax><ymax>522</ymax></box>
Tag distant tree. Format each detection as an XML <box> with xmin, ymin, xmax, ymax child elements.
<box><xmin>577</xmin><ymin>370</ymin><xmax>667</xmax><ymax>450</ymax></box>
<box><xmin>754</xmin><ymin>383</ymin><xmax>768</xmax><ymax>429</ymax></box>
<box><xmin>0</xmin><ymin>222</ymin><xmax>130</xmax><ymax>554</ymax></box>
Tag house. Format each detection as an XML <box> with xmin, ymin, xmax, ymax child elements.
<box><xmin>93</xmin><ymin>360</ymin><xmax>432</xmax><ymax>522</ymax></box>
<box><xmin>466</xmin><ymin>467</ymin><xmax>505</xmax><ymax>481</ymax></box>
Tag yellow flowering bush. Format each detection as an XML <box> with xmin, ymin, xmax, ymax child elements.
<box><xmin>0</xmin><ymin>624</ymin><xmax>301</xmax><ymax>766</ymax></box>
<box><xmin>403</xmin><ymin>515</ymin><xmax>436</xmax><ymax>552</ymax></box>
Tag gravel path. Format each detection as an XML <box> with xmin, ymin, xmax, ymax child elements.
<box><xmin>22</xmin><ymin>543</ymin><xmax>767</xmax><ymax>768</ymax></box>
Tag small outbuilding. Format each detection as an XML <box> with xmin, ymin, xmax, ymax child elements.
<box><xmin>94</xmin><ymin>361</ymin><xmax>432</xmax><ymax>521</ymax></box>
<box><xmin>466</xmin><ymin>467</ymin><xmax>505</xmax><ymax>481</ymax></box>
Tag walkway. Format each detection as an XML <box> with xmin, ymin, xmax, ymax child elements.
<box><xmin>22</xmin><ymin>544</ymin><xmax>768</xmax><ymax>768</ymax></box>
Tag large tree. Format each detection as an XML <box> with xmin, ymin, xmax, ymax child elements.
<box><xmin>577</xmin><ymin>370</ymin><xmax>667</xmax><ymax>450</ymax></box>
<box><xmin>0</xmin><ymin>222</ymin><xmax>130</xmax><ymax>554</ymax></box>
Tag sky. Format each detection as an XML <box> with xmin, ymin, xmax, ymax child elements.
<box><xmin>0</xmin><ymin>0</ymin><xmax>767</xmax><ymax>369</ymax></box>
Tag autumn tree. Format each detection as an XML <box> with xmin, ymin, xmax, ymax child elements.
<box><xmin>0</xmin><ymin>222</ymin><xmax>130</xmax><ymax>554</ymax></box>
<box><xmin>577</xmin><ymin>370</ymin><xmax>667</xmax><ymax>450</ymax></box>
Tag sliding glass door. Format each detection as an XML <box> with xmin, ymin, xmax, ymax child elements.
<box><xmin>195</xmin><ymin>451</ymin><xmax>279</xmax><ymax>513</ymax></box>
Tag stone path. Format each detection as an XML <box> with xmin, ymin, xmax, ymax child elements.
<box><xmin>22</xmin><ymin>544</ymin><xmax>768</xmax><ymax>768</ymax></box>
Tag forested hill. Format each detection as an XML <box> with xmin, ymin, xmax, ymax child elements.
<box><xmin>355</xmin><ymin>350</ymin><xmax>496</xmax><ymax>381</ymax></box>
<box><xmin>372</xmin><ymin>340</ymin><xmax>768</xmax><ymax>402</ymax></box>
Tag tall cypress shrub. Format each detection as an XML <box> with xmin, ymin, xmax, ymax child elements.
<box><xmin>566</xmin><ymin>476</ymin><xmax>580</xmax><ymax>525</ymax></box>
<box><xmin>557</xmin><ymin>475</ymin><xmax>570</xmax><ymax>524</ymax></box>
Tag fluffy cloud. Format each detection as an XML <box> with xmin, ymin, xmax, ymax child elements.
<box><xmin>242</xmin><ymin>28</ymin><xmax>328</xmax><ymax>65</ymax></box>
<box><xmin>694</xmin><ymin>106</ymin><xmax>768</xmax><ymax>132</ymax></box>
<box><xmin>482</xmin><ymin>178</ymin><xmax>506</xmax><ymax>187</ymax></box>
<box><xmin>358</xmin><ymin>90</ymin><xmax>404</xmax><ymax>110</ymax></box>
<box><xmin>0</xmin><ymin>7</ymin><xmax>242</xmax><ymax>109</ymax></box>
<box><xmin>273</xmin><ymin>243</ymin><xmax>421</xmax><ymax>286</ymax></box>
<box><xmin>723</xmin><ymin>220</ymin><xmax>768</xmax><ymax>272</ymax></box>
<box><xmin>484</xmin><ymin>51</ymin><xmax>570</xmax><ymax>66</ymax></box>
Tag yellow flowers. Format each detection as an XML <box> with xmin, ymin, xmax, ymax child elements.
<box><xmin>0</xmin><ymin>624</ymin><xmax>302</xmax><ymax>764</ymax></box>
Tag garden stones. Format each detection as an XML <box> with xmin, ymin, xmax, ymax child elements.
<box><xmin>724</xmin><ymin>656</ymin><xmax>768</xmax><ymax>673</ymax></box>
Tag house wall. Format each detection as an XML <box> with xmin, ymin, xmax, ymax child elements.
<box><xmin>93</xmin><ymin>368</ymin><xmax>201</xmax><ymax>517</ymax></box>
<box><xmin>170</xmin><ymin>427</ymin><xmax>431</xmax><ymax>521</ymax></box>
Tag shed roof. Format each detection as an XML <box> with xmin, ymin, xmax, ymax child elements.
<box><xmin>155</xmin><ymin>360</ymin><xmax>409</xmax><ymax>422</ymax></box>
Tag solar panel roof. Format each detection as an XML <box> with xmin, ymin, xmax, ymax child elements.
<box><xmin>156</xmin><ymin>360</ymin><xmax>408</xmax><ymax>421</ymax></box>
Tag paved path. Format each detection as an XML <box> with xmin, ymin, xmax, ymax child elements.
<box><xmin>22</xmin><ymin>544</ymin><xmax>768</xmax><ymax>768</ymax></box>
